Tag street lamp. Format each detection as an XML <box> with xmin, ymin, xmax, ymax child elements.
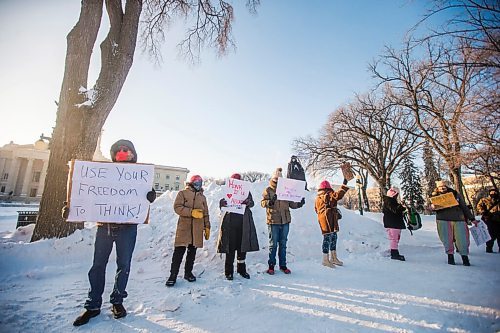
<box><xmin>355</xmin><ymin>175</ymin><xmax>364</xmax><ymax>216</ymax></box>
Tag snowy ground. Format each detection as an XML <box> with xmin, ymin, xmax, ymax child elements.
<box><xmin>0</xmin><ymin>181</ymin><xmax>499</xmax><ymax>333</ymax></box>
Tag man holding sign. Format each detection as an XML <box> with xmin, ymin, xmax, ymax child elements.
<box><xmin>261</xmin><ymin>168</ymin><xmax>305</xmax><ymax>275</ymax></box>
<box><xmin>217</xmin><ymin>173</ymin><xmax>259</xmax><ymax>280</ymax></box>
<box><xmin>70</xmin><ymin>140</ymin><xmax>156</xmax><ymax>326</ymax></box>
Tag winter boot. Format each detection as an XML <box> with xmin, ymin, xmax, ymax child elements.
<box><xmin>73</xmin><ymin>309</ymin><xmax>100</xmax><ymax>326</ymax></box>
<box><xmin>390</xmin><ymin>249</ymin><xmax>405</xmax><ymax>261</ymax></box>
<box><xmin>225</xmin><ymin>272</ymin><xmax>234</xmax><ymax>280</ymax></box>
<box><xmin>447</xmin><ymin>254</ymin><xmax>455</xmax><ymax>265</ymax></box>
<box><xmin>184</xmin><ymin>272</ymin><xmax>196</xmax><ymax>282</ymax></box>
<box><xmin>237</xmin><ymin>261</ymin><xmax>250</xmax><ymax>279</ymax></box>
<box><xmin>279</xmin><ymin>266</ymin><xmax>292</xmax><ymax>274</ymax></box>
<box><xmin>486</xmin><ymin>246</ymin><xmax>493</xmax><ymax>253</ymax></box>
<box><xmin>461</xmin><ymin>255</ymin><xmax>471</xmax><ymax>266</ymax></box>
<box><xmin>322</xmin><ymin>253</ymin><xmax>334</xmax><ymax>268</ymax></box>
<box><xmin>266</xmin><ymin>264</ymin><xmax>275</xmax><ymax>275</ymax></box>
<box><xmin>330</xmin><ymin>250</ymin><xmax>344</xmax><ymax>266</ymax></box>
<box><xmin>111</xmin><ymin>304</ymin><xmax>127</xmax><ymax>319</ymax></box>
<box><xmin>165</xmin><ymin>273</ymin><xmax>177</xmax><ymax>287</ymax></box>
<box><xmin>184</xmin><ymin>245</ymin><xmax>197</xmax><ymax>282</ymax></box>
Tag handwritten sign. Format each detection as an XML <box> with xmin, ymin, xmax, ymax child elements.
<box><xmin>469</xmin><ymin>220</ymin><xmax>491</xmax><ymax>246</ymax></box>
<box><xmin>66</xmin><ymin>160</ymin><xmax>154</xmax><ymax>223</ymax></box>
<box><xmin>221</xmin><ymin>178</ymin><xmax>251</xmax><ymax>215</ymax></box>
<box><xmin>340</xmin><ymin>162</ymin><xmax>354</xmax><ymax>181</ymax></box>
<box><xmin>430</xmin><ymin>192</ymin><xmax>458</xmax><ymax>210</ymax></box>
<box><xmin>276</xmin><ymin>177</ymin><xmax>306</xmax><ymax>203</ymax></box>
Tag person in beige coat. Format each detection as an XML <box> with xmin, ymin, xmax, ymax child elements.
<box><xmin>166</xmin><ymin>175</ymin><xmax>210</xmax><ymax>286</ymax></box>
<box><xmin>261</xmin><ymin>168</ymin><xmax>304</xmax><ymax>275</ymax></box>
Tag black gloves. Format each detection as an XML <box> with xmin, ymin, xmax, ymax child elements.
<box><xmin>147</xmin><ymin>189</ymin><xmax>156</xmax><ymax>203</ymax></box>
<box><xmin>268</xmin><ymin>194</ymin><xmax>277</xmax><ymax>207</ymax></box>
<box><xmin>220</xmin><ymin>198</ymin><xmax>228</xmax><ymax>208</ymax></box>
<box><xmin>300</xmin><ymin>198</ymin><xmax>306</xmax><ymax>206</ymax></box>
<box><xmin>342</xmin><ymin>178</ymin><xmax>348</xmax><ymax>185</ymax></box>
<box><xmin>61</xmin><ymin>201</ymin><xmax>69</xmax><ymax>219</ymax></box>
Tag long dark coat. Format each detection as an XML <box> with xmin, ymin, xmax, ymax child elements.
<box><xmin>217</xmin><ymin>192</ymin><xmax>260</xmax><ymax>253</ymax></box>
<box><xmin>382</xmin><ymin>195</ymin><xmax>406</xmax><ymax>229</ymax></box>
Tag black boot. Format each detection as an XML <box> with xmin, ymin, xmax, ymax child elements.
<box><xmin>225</xmin><ymin>272</ymin><xmax>234</xmax><ymax>280</ymax></box>
<box><xmin>237</xmin><ymin>262</ymin><xmax>250</xmax><ymax>279</ymax></box>
<box><xmin>73</xmin><ymin>309</ymin><xmax>100</xmax><ymax>326</ymax></box>
<box><xmin>111</xmin><ymin>304</ymin><xmax>127</xmax><ymax>319</ymax></box>
<box><xmin>390</xmin><ymin>249</ymin><xmax>405</xmax><ymax>261</ymax></box>
<box><xmin>184</xmin><ymin>245</ymin><xmax>197</xmax><ymax>282</ymax></box>
<box><xmin>166</xmin><ymin>247</ymin><xmax>184</xmax><ymax>287</ymax></box>
<box><xmin>447</xmin><ymin>254</ymin><xmax>455</xmax><ymax>265</ymax></box>
<box><xmin>461</xmin><ymin>255</ymin><xmax>470</xmax><ymax>266</ymax></box>
<box><xmin>486</xmin><ymin>246</ymin><xmax>493</xmax><ymax>253</ymax></box>
<box><xmin>165</xmin><ymin>273</ymin><xmax>177</xmax><ymax>287</ymax></box>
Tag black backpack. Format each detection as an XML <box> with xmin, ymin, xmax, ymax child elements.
<box><xmin>287</xmin><ymin>155</ymin><xmax>306</xmax><ymax>181</ymax></box>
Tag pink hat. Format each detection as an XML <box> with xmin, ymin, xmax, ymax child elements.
<box><xmin>319</xmin><ymin>180</ymin><xmax>332</xmax><ymax>190</ymax></box>
<box><xmin>190</xmin><ymin>175</ymin><xmax>202</xmax><ymax>183</ymax></box>
<box><xmin>386</xmin><ymin>188</ymin><xmax>399</xmax><ymax>198</ymax></box>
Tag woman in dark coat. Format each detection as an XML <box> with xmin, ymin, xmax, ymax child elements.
<box><xmin>382</xmin><ymin>188</ymin><xmax>406</xmax><ymax>261</ymax></box>
<box><xmin>217</xmin><ymin>173</ymin><xmax>259</xmax><ymax>280</ymax></box>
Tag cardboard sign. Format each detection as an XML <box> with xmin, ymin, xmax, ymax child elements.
<box><xmin>430</xmin><ymin>192</ymin><xmax>458</xmax><ymax>210</ymax></box>
<box><xmin>469</xmin><ymin>220</ymin><xmax>492</xmax><ymax>246</ymax></box>
<box><xmin>276</xmin><ymin>177</ymin><xmax>306</xmax><ymax>203</ymax></box>
<box><xmin>340</xmin><ymin>162</ymin><xmax>354</xmax><ymax>181</ymax></box>
<box><xmin>66</xmin><ymin>160</ymin><xmax>154</xmax><ymax>223</ymax></box>
<box><xmin>221</xmin><ymin>178</ymin><xmax>251</xmax><ymax>215</ymax></box>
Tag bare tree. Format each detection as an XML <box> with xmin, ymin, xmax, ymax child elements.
<box><xmin>294</xmin><ymin>93</ymin><xmax>420</xmax><ymax>207</ymax></box>
<box><xmin>241</xmin><ymin>171</ymin><xmax>270</xmax><ymax>183</ymax></box>
<box><xmin>417</xmin><ymin>0</ymin><xmax>499</xmax><ymax>69</ymax></box>
<box><xmin>371</xmin><ymin>39</ymin><xmax>491</xmax><ymax>197</ymax></box>
<box><xmin>31</xmin><ymin>0</ymin><xmax>260</xmax><ymax>241</ymax></box>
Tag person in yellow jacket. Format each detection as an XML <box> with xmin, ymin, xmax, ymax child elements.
<box><xmin>166</xmin><ymin>175</ymin><xmax>210</xmax><ymax>286</ymax></box>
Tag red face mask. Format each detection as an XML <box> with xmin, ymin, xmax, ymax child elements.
<box><xmin>115</xmin><ymin>150</ymin><xmax>129</xmax><ymax>162</ymax></box>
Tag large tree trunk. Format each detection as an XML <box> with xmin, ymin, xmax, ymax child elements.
<box><xmin>31</xmin><ymin>0</ymin><xmax>142</xmax><ymax>242</ymax></box>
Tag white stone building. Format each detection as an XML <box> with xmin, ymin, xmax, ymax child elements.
<box><xmin>0</xmin><ymin>137</ymin><xmax>189</xmax><ymax>202</ymax></box>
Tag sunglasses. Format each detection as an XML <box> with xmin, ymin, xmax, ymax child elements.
<box><xmin>118</xmin><ymin>147</ymin><xmax>129</xmax><ymax>153</ymax></box>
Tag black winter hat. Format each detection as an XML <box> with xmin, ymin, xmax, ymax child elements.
<box><xmin>110</xmin><ymin>139</ymin><xmax>137</xmax><ymax>163</ymax></box>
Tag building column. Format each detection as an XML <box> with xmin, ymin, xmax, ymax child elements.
<box><xmin>6</xmin><ymin>158</ymin><xmax>20</xmax><ymax>195</ymax></box>
<box><xmin>37</xmin><ymin>160</ymin><xmax>49</xmax><ymax>198</ymax></box>
<box><xmin>20</xmin><ymin>158</ymin><xmax>34</xmax><ymax>197</ymax></box>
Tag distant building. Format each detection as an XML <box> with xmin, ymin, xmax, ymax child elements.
<box><xmin>152</xmin><ymin>165</ymin><xmax>190</xmax><ymax>194</ymax></box>
<box><xmin>0</xmin><ymin>137</ymin><xmax>189</xmax><ymax>202</ymax></box>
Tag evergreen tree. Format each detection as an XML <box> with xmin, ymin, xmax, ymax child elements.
<box><xmin>400</xmin><ymin>155</ymin><xmax>425</xmax><ymax>209</ymax></box>
<box><xmin>423</xmin><ymin>141</ymin><xmax>440</xmax><ymax>198</ymax></box>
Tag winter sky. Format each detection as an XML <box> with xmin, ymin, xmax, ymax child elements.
<box><xmin>0</xmin><ymin>1</ymin><xmax>448</xmax><ymax>181</ymax></box>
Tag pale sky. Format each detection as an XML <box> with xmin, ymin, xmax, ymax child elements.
<box><xmin>0</xmin><ymin>1</ymin><xmax>446</xmax><ymax>182</ymax></box>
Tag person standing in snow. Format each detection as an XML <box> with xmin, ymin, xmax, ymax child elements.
<box><xmin>476</xmin><ymin>187</ymin><xmax>500</xmax><ymax>253</ymax></box>
<box><xmin>382</xmin><ymin>188</ymin><xmax>406</xmax><ymax>261</ymax></box>
<box><xmin>314</xmin><ymin>179</ymin><xmax>350</xmax><ymax>268</ymax></box>
<box><xmin>217</xmin><ymin>173</ymin><xmax>259</xmax><ymax>280</ymax></box>
<box><xmin>70</xmin><ymin>139</ymin><xmax>157</xmax><ymax>326</ymax></box>
<box><xmin>430</xmin><ymin>180</ymin><xmax>475</xmax><ymax>266</ymax></box>
<box><xmin>165</xmin><ymin>175</ymin><xmax>210</xmax><ymax>286</ymax></box>
<box><xmin>261</xmin><ymin>168</ymin><xmax>305</xmax><ymax>275</ymax></box>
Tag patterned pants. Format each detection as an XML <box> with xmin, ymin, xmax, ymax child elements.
<box><xmin>322</xmin><ymin>232</ymin><xmax>338</xmax><ymax>253</ymax></box>
<box><xmin>436</xmin><ymin>220</ymin><xmax>470</xmax><ymax>255</ymax></box>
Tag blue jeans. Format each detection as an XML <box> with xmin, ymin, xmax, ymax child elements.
<box><xmin>268</xmin><ymin>223</ymin><xmax>290</xmax><ymax>267</ymax></box>
<box><xmin>84</xmin><ymin>224</ymin><xmax>137</xmax><ymax>310</ymax></box>
<box><xmin>322</xmin><ymin>232</ymin><xmax>337</xmax><ymax>253</ymax></box>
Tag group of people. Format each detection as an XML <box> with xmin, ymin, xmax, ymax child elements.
<box><xmin>68</xmin><ymin>139</ymin><xmax>498</xmax><ymax>326</ymax></box>
<box><xmin>382</xmin><ymin>180</ymin><xmax>499</xmax><ymax>267</ymax></box>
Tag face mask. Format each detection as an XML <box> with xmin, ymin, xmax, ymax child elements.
<box><xmin>115</xmin><ymin>150</ymin><xmax>129</xmax><ymax>162</ymax></box>
<box><xmin>490</xmin><ymin>192</ymin><xmax>498</xmax><ymax>199</ymax></box>
<box><xmin>192</xmin><ymin>180</ymin><xmax>202</xmax><ymax>191</ymax></box>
